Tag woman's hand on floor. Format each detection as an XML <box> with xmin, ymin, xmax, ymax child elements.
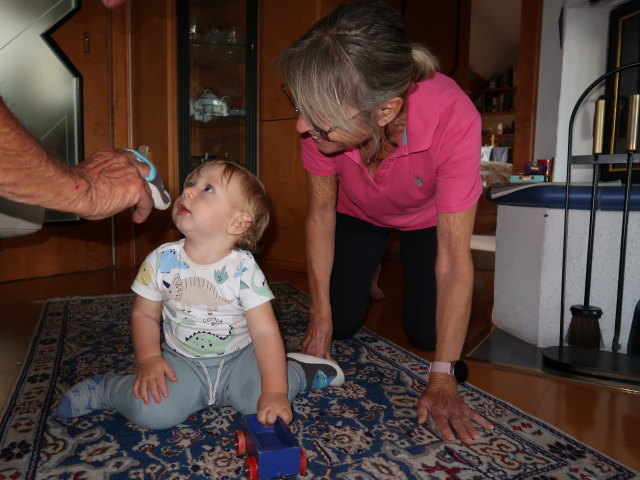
<box><xmin>417</xmin><ymin>373</ymin><xmax>493</xmax><ymax>444</ymax></box>
<box><xmin>301</xmin><ymin>313</ymin><xmax>334</xmax><ymax>361</ymax></box>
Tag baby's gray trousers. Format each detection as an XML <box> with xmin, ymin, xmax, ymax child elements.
<box><xmin>107</xmin><ymin>343</ymin><xmax>304</xmax><ymax>429</ymax></box>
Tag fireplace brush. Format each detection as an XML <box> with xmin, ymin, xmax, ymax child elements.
<box><xmin>566</xmin><ymin>98</ymin><xmax>606</xmax><ymax>348</ymax></box>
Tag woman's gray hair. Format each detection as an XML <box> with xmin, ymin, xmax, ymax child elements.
<box><xmin>278</xmin><ymin>0</ymin><xmax>438</xmax><ymax>152</ymax></box>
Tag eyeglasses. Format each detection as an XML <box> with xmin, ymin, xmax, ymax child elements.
<box><xmin>281</xmin><ymin>83</ymin><xmax>361</xmax><ymax>141</ymax></box>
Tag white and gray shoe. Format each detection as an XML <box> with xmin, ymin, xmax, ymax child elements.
<box><xmin>287</xmin><ymin>352</ymin><xmax>345</xmax><ymax>391</ymax></box>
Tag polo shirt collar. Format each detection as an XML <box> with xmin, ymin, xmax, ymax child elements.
<box><xmin>404</xmin><ymin>80</ymin><xmax>438</xmax><ymax>153</ymax></box>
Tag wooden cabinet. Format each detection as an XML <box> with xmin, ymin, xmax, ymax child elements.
<box><xmin>258</xmin><ymin>0</ymin><xmax>349</xmax><ymax>270</ymax></box>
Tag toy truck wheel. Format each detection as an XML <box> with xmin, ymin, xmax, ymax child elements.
<box><xmin>300</xmin><ymin>449</ymin><xmax>308</xmax><ymax>473</ymax></box>
<box><xmin>245</xmin><ymin>456</ymin><xmax>258</xmax><ymax>480</ymax></box>
<box><xmin>235</xmin><ymin>430</ymin><xmax>247</xmax><ymax>456</ymax></box>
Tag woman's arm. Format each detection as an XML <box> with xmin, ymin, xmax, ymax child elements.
<box><xmin>302</xmin><ymin>172</ymin><xmax>338</xmax><ymax>359</ymax></box>
<box><xmin>0</xmin><ymin>99</ymin><xmax>153</xmax><ymax>222</ymax></box>
<box><xmin>246</xmin><ymin>302</ymin><xmax>292</xmax><ymax>425</ymax></box>
<box><xmin>417</xmin><ymin>204</ymin><xmax>493</xmax><ymax>443</ymax></box>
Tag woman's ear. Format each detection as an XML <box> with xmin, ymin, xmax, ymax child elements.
<box><xmin>376</xmin><ymin>97</ymin><xmax>404</xmax><ymax>127</ymax></box>
<box><xmin>229</xmin><ymin>212</ymin><xmax>252</xmax><ymax>235</ymax></box>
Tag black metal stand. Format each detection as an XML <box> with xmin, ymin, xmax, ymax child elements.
<box><xmin>541</xmin><ymin>62</ymin><xmax>640</xmax><ymax>385</ymax></box>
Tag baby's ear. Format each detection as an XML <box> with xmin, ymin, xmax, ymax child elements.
<box><xmin>229</xmin><ymin>212</ymin><xmax>252</xmax><ymax>234</ymax></box>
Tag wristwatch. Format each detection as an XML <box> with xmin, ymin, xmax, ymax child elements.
<box><xmin>428</xmin><ymin>360</ymin><xmax>468</xmax><ymax>383</ymax></box>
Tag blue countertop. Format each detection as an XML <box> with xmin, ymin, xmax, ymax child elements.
<box><xmin>486</xmin><ymin>183</ymin><xmax>640</xmax><ymax>211</ymax></box>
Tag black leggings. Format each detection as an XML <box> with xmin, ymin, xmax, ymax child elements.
<box><xmin>330</xmin><ymin>213</ymin><xmax>437</xmax><ymax>351</ymax></box>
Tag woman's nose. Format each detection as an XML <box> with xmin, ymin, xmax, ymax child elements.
<box><xmin>296</xmin><ymin>115</ymin><xmax>312</xmax><ymax>134</ymax></box>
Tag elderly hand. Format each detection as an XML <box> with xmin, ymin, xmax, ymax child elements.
<box><xmin>417</xmin><ymin>373</ymin><xmax>493</xmax><ymax>444</ymax></box>
<box><xmin>301</xmin><ymin>308</ymin><xmax>334</xmax><ymax>361</ymax></box>
<box><xmin>72</xmin><ymin>147</ymin><xmax>154</xmax><ymax>223</ymax></box>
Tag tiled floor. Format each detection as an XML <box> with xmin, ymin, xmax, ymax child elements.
<box><xmin>469</xmin><ymin>328</ymin><xmax>545</xmax><ymax>370</ymax></box>
<box><xmin>1</xmin><ymin>263</ymin><xmax>639</xmax><ymax>471</ymax></box>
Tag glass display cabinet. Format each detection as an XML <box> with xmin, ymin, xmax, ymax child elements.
<box><xmin>177</xmin><ymin>0</ymin><xmax>258</xmax><ymax>183</ymax></box>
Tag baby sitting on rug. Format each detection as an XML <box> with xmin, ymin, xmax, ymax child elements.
<box><xmin>56</xmin><ymin>160</ymin><xmax>344</xmax><ymax>429</ymax></box>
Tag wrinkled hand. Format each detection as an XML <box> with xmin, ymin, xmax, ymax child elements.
<box><xmin>257</xmin><ymin>392</ymin><xmax>292</xmax><ymax>426</ymax></box>
<box><xmin>133</xmin><ymin>355</ymin><xmax>178</xmax><ymax>404</ymax></box>
<box><xmin>417</xmin><ymin>374</ymin><xmax>493</xmax><ymax>444</ymax></box>
<box><xmin>301</xmin><ymin>311</ymin><xmax>333</xmax><ymax>360</ymax></box>
<box><xmin>73</xmin><ymin>147</ymin><xmax>154</xmax><ymax>223</ymax></box>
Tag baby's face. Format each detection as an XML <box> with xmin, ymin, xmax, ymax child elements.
<box><xmin>172</xmin><ymin>164</ymin><xmax>244</xmax><ymax>240</ymax></box>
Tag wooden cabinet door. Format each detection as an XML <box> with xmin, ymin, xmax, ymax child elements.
<box><xmin>259</xmin><ymin>0</ymin><xmax>354</xmax><ymax>269</ymax></box>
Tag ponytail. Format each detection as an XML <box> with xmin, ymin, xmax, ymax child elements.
<box><xmin>411</xmin><ymin>44</ymin><xmax>439</xmax><ymax>82</ymax></box>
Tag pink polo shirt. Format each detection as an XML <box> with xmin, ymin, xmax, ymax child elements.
<box><xmin>301</xmin><ymin>73</ymin><xmax>482</xmax><ymax>230</ymax></box>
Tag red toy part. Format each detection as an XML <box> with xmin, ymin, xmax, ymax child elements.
<box><xmin>245</xmin><ymin>456</ymin><xmax>258</xmax><ymax>480</ymax></box>
<box><xmin>300</xmin><ymin>449</ymin><xmax>307</xmax><ymax>474</ymax></box>
<box><xmin>235</xmin><ymin>430</ymin><xmax>247</xmax><ymax>456</ymax></box>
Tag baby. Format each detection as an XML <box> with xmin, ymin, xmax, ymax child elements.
<box><xmin>57</xmin><ymin>160</ymin><xmax>343</xmax><ymax>429</ymax></box>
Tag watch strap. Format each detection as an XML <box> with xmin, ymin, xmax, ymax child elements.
<box><xmin>429</xmin><ymin>361</ymin><xmax>454</xmax><ymax>376</ymax></box>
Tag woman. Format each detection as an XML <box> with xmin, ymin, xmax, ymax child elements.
<box><xmin>278</xmin><ymin>0</ymin><xmax>493</xmax><ymax>444</ymax></box>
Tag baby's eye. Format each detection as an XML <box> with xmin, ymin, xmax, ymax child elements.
<box><xmin>204</xmin><ymin>184</ymin><xmax>215</xmax><ymax>193</ymax></box>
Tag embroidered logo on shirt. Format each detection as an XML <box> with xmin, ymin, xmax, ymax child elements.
<box><xmin>415</xmin><ymin>176</ymin><xmax>424</xmax><ymax>186</ymax></box>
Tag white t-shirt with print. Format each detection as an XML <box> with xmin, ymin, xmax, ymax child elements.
<box><xmin>131</xmin><ymin>239</ymin><xmax>275</xmax><ymax>358</ymax></box>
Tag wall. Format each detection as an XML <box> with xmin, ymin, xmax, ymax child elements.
<box><xmin>469</xmin><ymin>0</ymin><xmax>521</xmax><ymax>82</ymax></box>
<box><xmin>536</xmin><ymin>0</ymin><xmax>627</xmax><ymax>182</ymax></box>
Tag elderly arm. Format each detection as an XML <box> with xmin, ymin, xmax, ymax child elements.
<box><xmin>0</xmin><ymin>99</ymin><xmax>153</xmax><ymax>222</ymax></box>
<box><xmin>301</xmin><ymin>172</ymin><xmax>337</xmax><ymax>360</ymax></box>
<box><xmin>417</xmin><ymin>204</ymin><xmax>494</xmax><ymax>443</ymax></box>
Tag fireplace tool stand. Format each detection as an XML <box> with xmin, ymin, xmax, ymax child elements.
<box><xmin>541</xmin><ymin>62</ymin><xmax>640</xmax><ymax>384</ymax></box>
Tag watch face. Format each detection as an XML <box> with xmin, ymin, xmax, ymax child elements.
<box><xmin>454</xmin><ymin>360</ymin><xmax>468</xmax><ymax>383</ymax></box>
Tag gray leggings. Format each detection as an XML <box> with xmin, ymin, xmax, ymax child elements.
<box><xmin>107</xmin><ymin>343</ymin><xmax>304</xmax><ymax>429</ymax></box>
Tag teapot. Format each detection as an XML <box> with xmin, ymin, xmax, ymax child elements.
<box><xmin>193</xmin><ymin>89</ymin><xmax>230</xmax><ymax>121</ymax></box>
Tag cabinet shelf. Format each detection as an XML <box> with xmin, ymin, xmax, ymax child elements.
<box><xmin>178</xmin><ymin>0</ymin><xmax>257</xmax><ymax>178</ymax></box>
<box><xmin>483</xmin><ymin>133</ymin><xmax>514</xmax><ymax>138</ymax></box>
<box><xmin>481</xmin><ymin>110</ymin><xmax>515</xmax><ymax>116</ymax></box>
<box><xmin>191</xmin><ymin>114</ymin><xmax>246</xmax><ymax>128</ymax></box>
<box><xmin>190</xmin><ymin>40</ymin><xmax>246</xmax><ymax>48</ymax></box>
<box><xmin>190</xmin><ymin>43</ymin><xmax>245</xmax><ymax>68</ymax></box>
<box><xmin>484</xmin><ymin>86</ymin><xmax>516</xmax><ymax>93</ymax></box>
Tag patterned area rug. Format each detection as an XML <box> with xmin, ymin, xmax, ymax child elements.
<box><xmin>1</xmin><ymin>283</ymin><xmax>637</xmax><ymax>479</ymax></box>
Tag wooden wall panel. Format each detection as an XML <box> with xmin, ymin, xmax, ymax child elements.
<box><xmin>258</xmin><ymin>0</ymin><xmax>351</xmax><ymax>270</ymax></box>
<box><xmin>513</xmin><ymin>0</ymin><xmax>542</xmax><ymax>172</ymax></box>
<box><xmin>128</xmin><ymin>0</ymin><xmax>180</xmax><ymax>263</ymax></box>
<box><xmin>404</xmin><ymin>0</ymin><xmax>471</xmax><ymax>89</ymax></box>
<box><xmin>259</xmin><ymin>0</ymin><xmax>318</xmax><ymax>122</ymax></box>
<box><xmin>259</xmin><ymin>120</ymin><xmax>307</xmax><ymax>270</ymax></box>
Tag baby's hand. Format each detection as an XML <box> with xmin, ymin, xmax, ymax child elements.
<box><xmin>133</xmin><ymin>356</ymin><xmax>178</xmax><ymax>404</ymax></box>
<box><xmin>257</xmin><ymin>392</ymin><xmax>292</xmax><ymax>425</ymax></box>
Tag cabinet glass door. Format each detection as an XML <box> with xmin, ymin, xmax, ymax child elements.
<box><xmin>177</xmin><ymin>0</ymin><xmax>257</xmax><ymax>183</ymax></box>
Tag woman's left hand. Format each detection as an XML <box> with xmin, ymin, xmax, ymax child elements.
<box><xmin>417</xmin><ymin>374</ymin><xmax>493</xmax><ymax>444</ymax></box>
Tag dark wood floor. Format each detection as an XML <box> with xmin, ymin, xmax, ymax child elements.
<box><xmin>0</xmin><ymin>261</ymin><xmax>638</xmax><ymax>471</ymax></box>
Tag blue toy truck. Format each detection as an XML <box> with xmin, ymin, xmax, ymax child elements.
<box><xmin>234</xmin><ymin>414</ymin><xmax>307</xmax><ymax>480</ymax></box>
